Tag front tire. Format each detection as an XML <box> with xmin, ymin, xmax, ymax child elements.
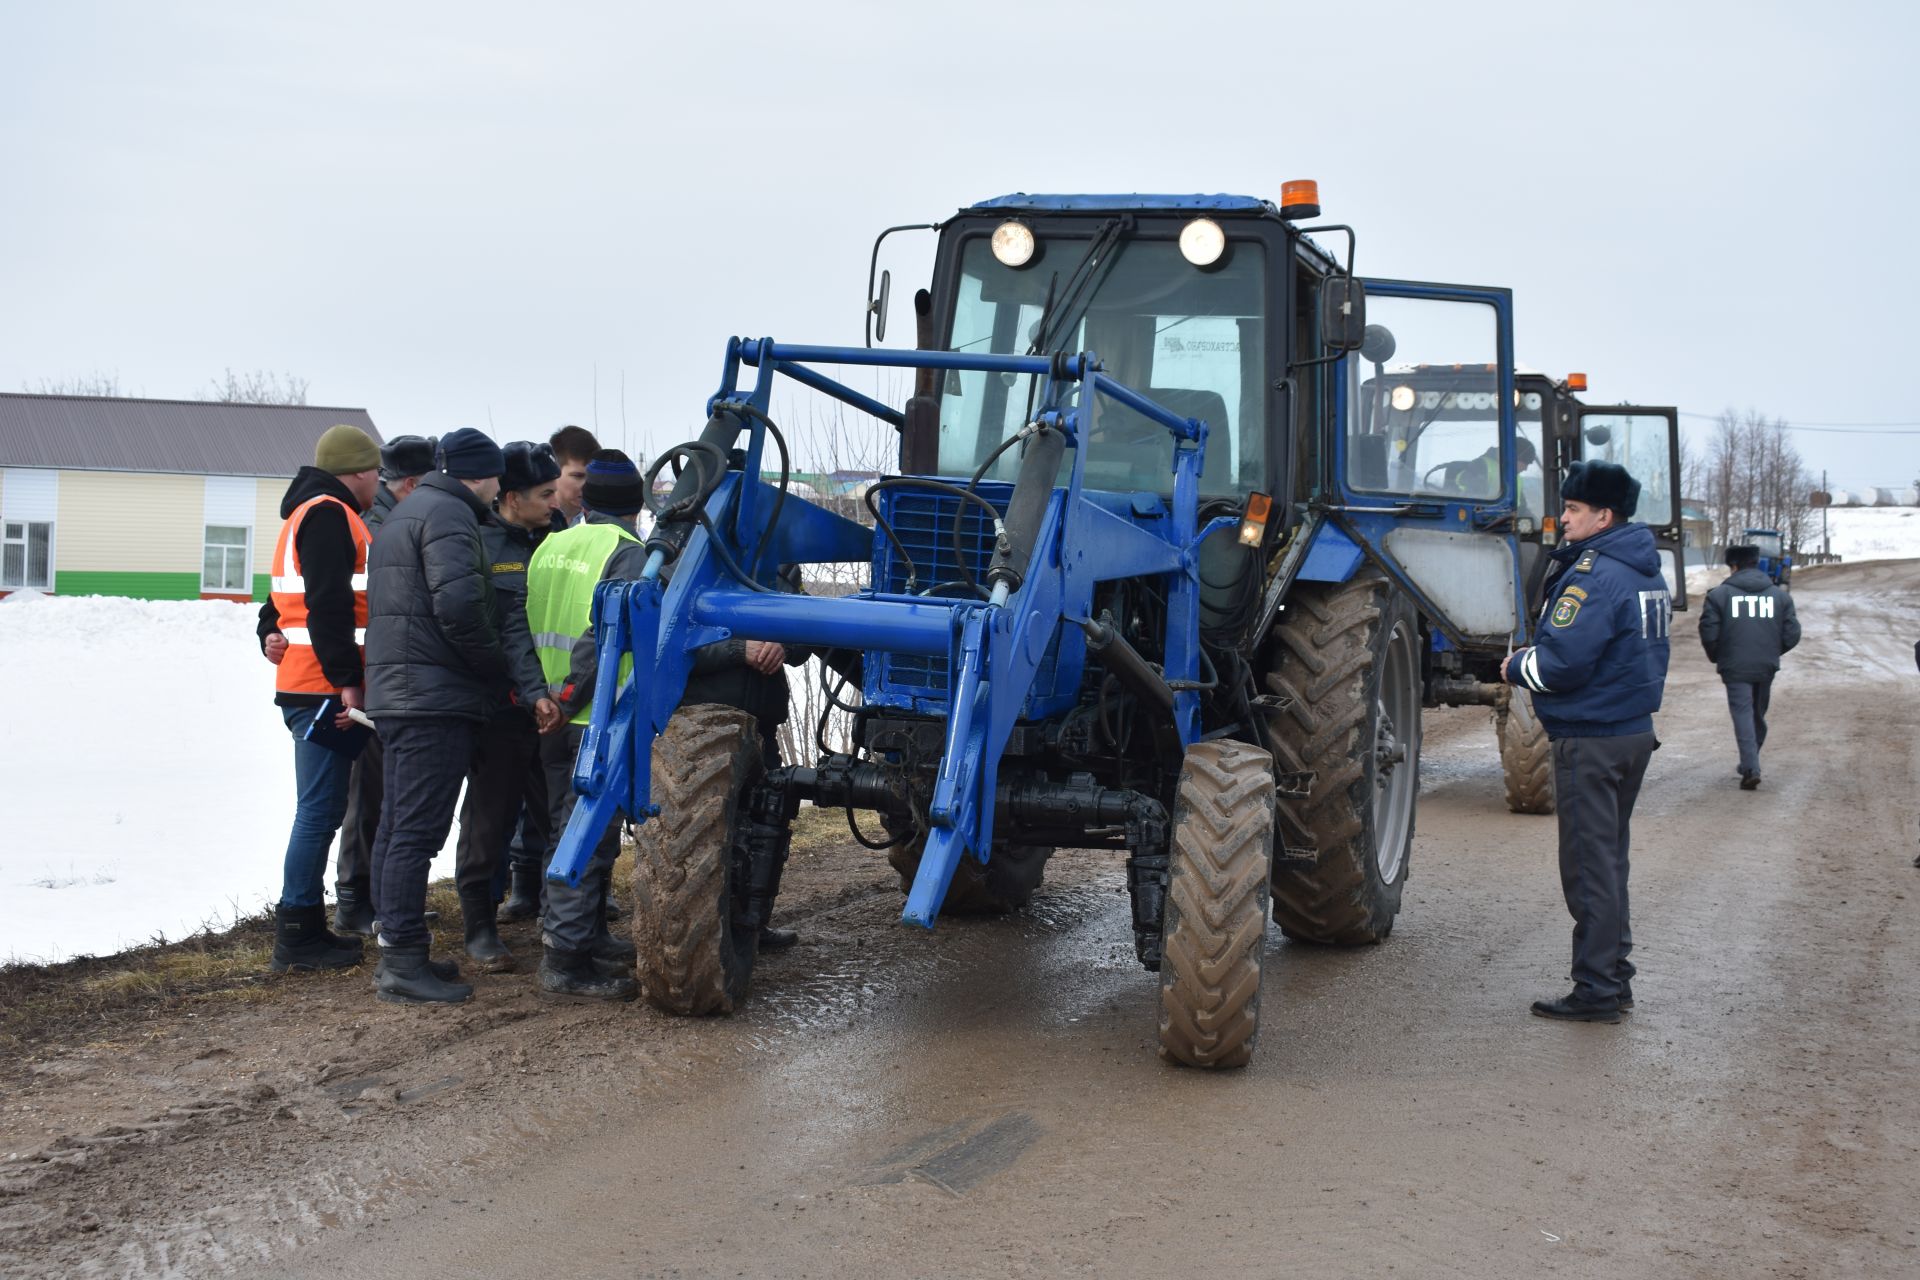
<box><xmin>1496</xmin><ymin>691</ymin><xmax>1555</xmax><ymax>815</ymax></box>
<box><xmin>1157</xmin><ymin>739</ymin><xmax>1276</xmax><ymax>1069</ymax></box>
<box><xmin>630</xmin><ymin>704</ymin><xmax>762</xmax><ymax>1015</ymax></box>
<box><xmin>1264</xmin><ymin>573</ymin><xmax>1420</xmax><ymax>945</ymax></box>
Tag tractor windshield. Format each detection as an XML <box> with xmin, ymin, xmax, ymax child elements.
<box><xmin>938</xmin><ymin>232</ymin><xmax>1267</xmax><ymax>496</ymax></box>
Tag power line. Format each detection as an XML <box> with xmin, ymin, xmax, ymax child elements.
<box><xmin>1676</xmin><ymin>411</ymin><xmax>1920</xmax><ymax>434</ymax></box>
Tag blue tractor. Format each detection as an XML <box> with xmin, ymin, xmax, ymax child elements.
<box><xmin>549</xmin><ymin>187</ymin><xmax>1534</xmax><ymax>1068</ymax></box>
<box><xmin>1744</xmin><ymin>528</ymin><xmax>1791</xmax><ymax>584</ymax></box>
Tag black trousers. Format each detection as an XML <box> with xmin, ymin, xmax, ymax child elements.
<box><xmin>453</xmin><ymin>711</ymin><xmax>548</xmax><ymax>904</ymax></box>
<box><xmin>336</xmin><ymin>730</ymin><xmax>383</xmax><ymax>893</ymax></box>
<box><xmin>372</xmin><ymin>717</ymin><xmax>479</xmax><ymax>950</ymax></box>
<box><xmin>1551</xmin><ymin>731</ymin><xmax>1657</xmax><ymax>1001</ymax></box>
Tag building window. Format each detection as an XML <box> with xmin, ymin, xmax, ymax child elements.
<box><xmin>202</xmin><ymin>525</ymin><xmax>251</xmax><ymax>593</ymax></box>
<box><xmin>2</xmin><ymin>520</ymin><xmax>53</xmax><ymax>590</ymax></box>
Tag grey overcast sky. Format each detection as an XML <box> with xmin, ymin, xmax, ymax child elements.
<box><xmin>2</xmin><ymin>0</ymin><xmax>1915</xmax><ymax>489</ymax></box>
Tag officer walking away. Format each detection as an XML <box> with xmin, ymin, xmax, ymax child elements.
<box><xmin>452</xmin><ymin>442</ymin><xmax>565</xmax><ymax>972</ymax></box>
<box><xmin>331</xmin><ymin>433</ymin><xmax>437</xmax><ymax>935</ymax></box>
<box><xmin>526</xmin><ymin>450</ymin><xmax>650</xmax><ymax>1001</ymax></box>
<box><xmin>255</xmin><ymin>424</ymin><xmax>381</xmax><ymax>973</ymax></box>
<box><xmin>1502</xmin><ymin>460</ymin><xmax>1672</xmax><ymax>1024</ymax></box>
<box><xmin>1698</xmin><ymin>543</ymin><xmax>1800</xmax><ymax>790</ymax></box>
<box><xmin>364</xmin><ymin>428</ymin><xmax>520</xmax><ymax>1004</ymax></box>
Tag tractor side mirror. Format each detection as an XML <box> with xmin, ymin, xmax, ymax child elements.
<box><xmin>869</xmin><ymin>269</ymin><xmax>893</xmax><ymax>345</ymax></box>
<box><xmin>1584</xmin><ymin>424</ymin><xmax>1612</xmax><ymax>446</ymax></box>
<box><xmin>1321</xmin><ymin>277</ymin><xmax>1367</xmax><ymax>352</ymax></box>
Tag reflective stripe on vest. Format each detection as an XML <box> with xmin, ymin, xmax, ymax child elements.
<box><xmin>270</xmin><ymin>495</ymin><xmax>373</xmax><ymax>696</ymax></box>
<box><xmin>527</xmin><ymin>521</ymin><xmax>638</xmax><ymax>725</ymax></box>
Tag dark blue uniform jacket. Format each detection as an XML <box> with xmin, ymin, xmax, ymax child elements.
<box><xmin>1504</xmin><ymin>521</ymin><xmax>1672</xmax><ymax>739</ymax></box>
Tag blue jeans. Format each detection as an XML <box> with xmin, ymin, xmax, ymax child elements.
<box><xmin>280</xmin><ymin>703</ymin><xmax>355</xmax><ymax>909</ymax></box>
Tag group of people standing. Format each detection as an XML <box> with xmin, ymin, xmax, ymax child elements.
<box><xmin>258</xmin><ymin>421</ymin><xmax>795</xmax><ymax>1006</ymax></box>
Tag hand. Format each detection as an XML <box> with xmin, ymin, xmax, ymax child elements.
<box><xmin>533</xmin><ymin>697</ymin><xmax>563</xmax><ymax>735</ymax></box>
<box><xmin>264</xmin><ymin>632</ymin><xmax>288</xmax><ymax>665</ymax></box>
<box><xmin>336</xmin><ymin>685</ymin><xmax>364</xmax><ymax>730</ymax></box>
<box><xmin>744</xmin><ymin>640</ymin><xmax>786</xmax><ymax>675</ymax></box>
<box><xmin>1500</xmin><ymin>651</ymin><xmax>1514</xmax><ymax>682</ymax></box>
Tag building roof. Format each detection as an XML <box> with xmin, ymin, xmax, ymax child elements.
<box><xmin>0</xmin><ymin>393</ymin><xmax>383</xmax><ymax>479</ymax></box>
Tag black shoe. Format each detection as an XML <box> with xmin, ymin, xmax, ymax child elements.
<box><xmin>460</xmin><ymin>891</ymin><xmax>516</xmax><ymax>974</ymax></box>
<box><xmin>272</xmin><ymin>904</ymin><xmax>365</xmax><ymax>973</ymax></box>
<box><xmin>374</xmin><ymin>945</ymin><xmax>474</xmax><ymax>1005</ymax></box>
<box><xmin>589</xmin><ymin>928</ymin><xmax>637</xmax><ymax>966</ymax></box>
<box><xmin>1616</xmin><ymin>981</ymin><xmax>1634</xmax><ymax>1012</ymax></box>
<box><xmin>332</xmin><ymin>886</ymin><xmax>375</xmax><ymax>937</ymax></box>
<box><xmin>1740</xmin><ymin>771</ymin><xmax>1761</xmax><ymax>791</ymax></box>
<box><xmin>759</xmin><ymin>925</ymin><xmax>799</xmax><ymax>952</ymax></box>
<box><xmin>538</xmin><ymin>948</ymin><xmax>637</xmax><ymax>1002</ymax></box>
<box><xmin>499</xmin><ymin>864</ymin><xmax>543</xmax><ymax>922</ymax></box>
<box><xmin>1530</xmin><ymin>991</ymin><xmax>1622</xmax><ymax>1023</ymax></box>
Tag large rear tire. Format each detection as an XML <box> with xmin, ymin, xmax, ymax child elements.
<box><xmin>1157</xmin><ymin>739</ymin><xmax>1276</xmax><ymax>1070</ymax></box>
<box><xmin>1497</xmin><ymin>692</ymin><xmax>1555</xmax><ymax>815</ymax></box>
<box><xmin>884</xmin><ymin>828</ymin><xmax>1049</xmax><ymax>916</ymax></box>
<box><xmin>630</xmin><ymin>704</ymin><xmax>762</xmax><ymax>1015</ymax></box>
<box><xmin>1263</xmin><ymin>573</ymin><xmax>1419</xmax><ymax>945</ymax></box>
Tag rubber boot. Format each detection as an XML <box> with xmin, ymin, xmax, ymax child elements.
<box><xmin>539</xmin><ymin>947</ymin><xmax>637</xmax><ymax>1002</ymax></box>
<box><xmin>374</xmin><ymin>944</ymin><xmax>474</xmax><ymax>1005</ymax></box>
<box><xmin>589</xmin><ymin>884</ymin><xmax>636</xmax><ymax>967</ymax></box>
<box><xmin>460</xmin><ymin>890</ymin><xmax>515</xmax><ymax>973</ymax></box>
<box><xmin>499</xmin><ymin>861</ymin><xmax>542</xmax><ymax>922</ymax></box>
<box><xmin>759</xmin><ymin>925</ymin><xmax>799</xmax><ymax>952</ymax></box>
<box><xmin>332</xmin><ymin>885</ymin><xmax>375</xmax><ymax>937</ymax></box>
<box><xmin>272</xmin><ymin>904</ymin><xmax>365</xmax><ymax>972</ymax></box>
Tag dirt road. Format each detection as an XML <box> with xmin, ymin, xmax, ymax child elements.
<box><xmin>4</xmin><ymin>560</ymin><xmax>1916</xmax><ymax>1279</ymax></box>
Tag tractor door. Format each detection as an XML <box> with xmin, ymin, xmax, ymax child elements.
<box><xmin>1330</xmin><ymin>279</ymin><xmax>1525</xmax><ymax>648</ymax></box>
<box><xmin>1573</xmin><ymin>405</ymin><xmax>1687</xmax><ymax>609</ymax></box>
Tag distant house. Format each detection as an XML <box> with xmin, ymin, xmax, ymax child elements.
<box><xmin>1679</xmin><ymin>498</ymin><xmax>1715</xmax><ymax>566</ymax></box>
<box><xmin>0</xmin><ymin>393</ymin><xmax>383</xmax><ymax>601</ymax></box>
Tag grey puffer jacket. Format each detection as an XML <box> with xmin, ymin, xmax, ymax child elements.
<box><xmin>365</xmin><ymin>471</ymin><xmax>509</xmax><ymax>722</ymax></box>
<box><xmin>1699</xmin><ymin>567</ymin><xmax>1801</xmax><ymax>683</ymax></box>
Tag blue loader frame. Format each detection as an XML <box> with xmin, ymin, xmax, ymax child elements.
<box><xmin>546</xmin><ymin>338</ymin><xmax>1235</xmax><ymax>928</ymax></box>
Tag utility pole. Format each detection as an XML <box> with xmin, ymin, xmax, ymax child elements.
<box><xmin>1821</xmin><ymin>469</ymin><xmax>1830</xmax><ymax>557</ymax></box>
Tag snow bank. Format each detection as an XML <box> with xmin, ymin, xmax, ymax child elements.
<box><xmin>1810</xmin><ymin>507</ymin><xmax>1920</xmax><ymax>563</ymax></box>
<box><xmin>1</xmin><ymin>595</ymin><xmax>436</xmax><ymax>964</ymax></box>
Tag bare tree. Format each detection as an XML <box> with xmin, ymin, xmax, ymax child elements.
<box><xmin>205</xmin><ymin>368</ymin><xmax>309</xmax><ymax>405</ymax></box>
<box><xmin>25</xmin><ymin>371</ymin><xmax>123</xmax><ymax>396</ymax></box>
<box><xmin>1698</xmin><ymin>407</ymin><xmax>1812</xmax><ymax>553</ymax></box>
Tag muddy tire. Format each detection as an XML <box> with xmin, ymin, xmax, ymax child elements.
<box><xmin>1496</xmin><ymin>692</ymin><xmax>1555</xmax><ymax>815</ymax></box>
<box><xmin>1157</xmin><ymin>739</ymin><xmax>1276</xmax><ymax>1070</ymax></box>
<box><xmin>1263</xmin><ymin>573</ymin><xmax>1419</xmax><ymax>945</ymax></box>
<box><xmin>885</xmin><ymin>829</ymin><xmax>1049</xmax><ymax>916</ymax></box>
<box><xmin>630</xmin><ymin>704</ymin><xmax>762</xmax><ymax>1015</ymax></box>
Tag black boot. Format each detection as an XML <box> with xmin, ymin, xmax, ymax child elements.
<box><xmin>759</xmin><ymin>925</ymin><xmax>799</xmax><ymax>951</ymax></box>
<box><xmin>539</xmin><ymin>947</ymin><xmax>637</xmax><ymax>1002</ymax></box>
<box><xmin>590</xmin><ymin>890</ymin><xmax>636</xmax><ymax>966</ymax></box>
<box><xmin>273</xmin><ymin>904</ymin><xmax>365</xmax><ymax>973</ymax></box>
<box><xmin>500</xmin><ymin>862</ymin><xmax>542</xmax><ymax>922</ymax></box>
<box><xmin>374</xmin><ymin>945</ymin><xmax>474</xmax><ymax>1004</ymax></box>
<box><xmin>460</xmin><ymin>890</ymin><xmax>515</xmax><ymax>973</ymax></box>
<box><xmin>332</xmin><ymin>885</ymin><xmax>375</xmax><ymax>937</ymax></box>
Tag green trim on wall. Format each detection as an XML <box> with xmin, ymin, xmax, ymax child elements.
<box><xmin>52</xmin><ymin>570</ymin><xmax>262</xmax><ymax>602</ymax></box>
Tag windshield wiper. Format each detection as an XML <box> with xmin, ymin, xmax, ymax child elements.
<box><xmin>1028</xmin><ymin>214</ymin><xmax>1133</xmax><ymax>357</ymax></box>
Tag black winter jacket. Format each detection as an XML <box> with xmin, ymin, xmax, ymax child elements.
<box><xmin>256</xmin><ymin>467</ymin><xmax>368</xmax><ymax>707</ymax></box>
<box><xmin>364</xmin><ymin>481</ymin><xmax>402</xmax><ymax>532</ymax></box>
<box><xmin>479</xmin><ymin>514</ymin><xmax>553</xmax><ymax>715</ymax></box>
<box><xmin>365</xmin><ymin>471</ymin><xmax>509</xmax><ymax>722</ymax></box>
<box><xmin>1699</xmin><ymin>567</ymin><xmax>1800</xmax><ymax>683</ymax></box>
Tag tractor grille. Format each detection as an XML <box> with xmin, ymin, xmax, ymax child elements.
<box><xmin>867</xmin><ymin>482</ymin><xmax>1072</xmax><ymax>713</ymax></box>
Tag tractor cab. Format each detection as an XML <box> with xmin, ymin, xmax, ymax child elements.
<box><xmin>1744</xmin><ymin>528</ymin><xmax>1791</xmax><ymax>584</ymax></box>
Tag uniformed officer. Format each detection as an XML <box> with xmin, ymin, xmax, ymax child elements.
<box><xmin>1502</xmin><ymin>459</ymin><xmax>1672</xmax><ymax>1023</ymax></box>
<box><xmin>451</xmin><ymin>441</ymin><xmax>566</xmax><ymax>973</ymax></box>
<box><xmin>1698</xmin><ymin>543</ymin><xmax>1800</xmax><ymax>789</ymax></box>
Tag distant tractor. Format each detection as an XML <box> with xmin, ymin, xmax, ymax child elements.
<box><xmin>550</xmin><ymin>185</ymin><xmax>1549</xmax><ymax>1068</ymax></box>
<box><xmin>1744</xmin><ymin>528</ymin><xmax>1791</xmax><ymax>584</ymax></box>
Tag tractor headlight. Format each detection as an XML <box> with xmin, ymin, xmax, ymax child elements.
<box><xmin>1178</xmin><ymin>218</ymin><xmax>1227</xmax><ymax>267</ymax></box>
<box><xmin>991</xmin><ymin>221</ymin><xmax>1036</xmax><ymax>268</ymax></box>
<box><xmin>1517</xmin><ymin>517</ymin><xmax>1537</xmax><ymax>534</ymax></box>
<box><xmin>1390</xmin><ymin>384</ymin><xmax>1416</xmax><ymax>412</ymax></box>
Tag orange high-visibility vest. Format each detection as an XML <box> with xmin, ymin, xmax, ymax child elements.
<box><xmin>270</xmin><ymin>495</ymin><xmax>372</xmax><ymax>696</ymax></box>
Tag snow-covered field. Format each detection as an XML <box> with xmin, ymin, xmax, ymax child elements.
<box><xmin>0</xmin><ymin>594</ymin><xmax>465</xmax><ymax>965</ymax></box>
<box><xmin>4</xmin><ymin>504</ymin><xmax>1919</xmax><ymax>966</ymax></box>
